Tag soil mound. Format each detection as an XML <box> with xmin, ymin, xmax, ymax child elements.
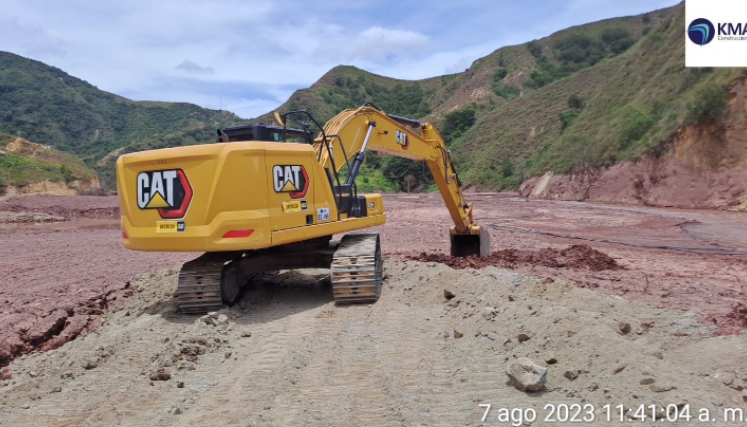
<box><xmin>408</xmin><ymin>244</ymin><xmax>621</xmax><ymax>271</ymax></box>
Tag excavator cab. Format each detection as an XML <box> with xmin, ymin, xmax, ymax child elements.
<box><xmin>217</xmin><ymin>124</ymin><xmax>313</xmax><ymax>144</ymax></box>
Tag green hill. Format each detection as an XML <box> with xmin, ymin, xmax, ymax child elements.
<box><xmin>258</xmin><ymin>4</ymin><xmax>710</xmax><ymax>192</ymax></box>
<box><xmin>0</xmin><ymin>52</ymin><xmax>249</xmax><ymax>186</ymax></box>
<box><xmin>2</xmin><ymin>2</ymin><xmax>735</xmax><ymax>195</ymax></box>
<box><xmin>452</xmin><ymin>4</ymin><xmax>738</xmax><ymax>190</ymax></box>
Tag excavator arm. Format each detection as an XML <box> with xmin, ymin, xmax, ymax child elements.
<box><xmin>295</xmin><ymin>105</ymin><xmax>490</xmax><ymax>257</ymax></box>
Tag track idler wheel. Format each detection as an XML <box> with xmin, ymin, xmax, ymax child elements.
<box><xmin>450</xmin><ymin>226</ymin><xmax>490</xmax><ymax>257</ymax></box>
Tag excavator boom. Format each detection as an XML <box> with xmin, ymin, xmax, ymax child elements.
<box><xmin>307</xmin><ymin>106</ymin><xmax>489</xmax><ymax>256</ymax></box>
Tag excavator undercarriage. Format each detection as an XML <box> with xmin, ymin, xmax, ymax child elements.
<box><xmin>175</xmin><ymin>233</ymin><xmax>383</xmax><ymax>313</ymax></box>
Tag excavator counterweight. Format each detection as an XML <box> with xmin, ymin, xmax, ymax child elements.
<box><xmin>116</xmin><ymin>105</ymin><xmax>489</xmax><ymax>313</ymax></box>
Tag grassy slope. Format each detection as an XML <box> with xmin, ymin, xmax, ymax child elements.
<box><xmin>256</xmin><ymin>5</ymin><xmax>695</xmax><ymax>191</ymax></box>
<box><xmin>0</xmin><ymin>132</ymin><xmax>97</xmax><ymax>191</ymax></box>
<box><xmin>255</xmin><ymin>65</ymin><xmax>444</xmax><ymax>126</ymax></box>
<box><xmin>454</xmin><ymin>5</ymin><xmax>740</xmax><ymax>189</ymax></box>
<box><xmin>0</xmin><ymin>52</ymin><xmax>250</xmax><ymax>186</ymax></box>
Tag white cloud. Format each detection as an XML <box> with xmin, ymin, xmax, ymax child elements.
<box><xmin>0</xmin><ymin>0</ymin><xmax>681</xmax><ymax>119</ymax></box>
<box><xmin>0</xmin><ymin>18</ymin><xmax>65</xmax><ymax>58</ymax></box>
<box><xmin>316</xmin><ymin>26</ymin><xmax>429</xmax><ymax>63</ymax></box>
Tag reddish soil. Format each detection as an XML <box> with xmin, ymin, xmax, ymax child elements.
<box><xmin>0</xmin><ymin>196</ymin><xmax>194</xmax><ymax>368</ymax></box>
<box><xmin>376</xmin><ymin>194</ymin><xmax>747</xmax><ymax>336</ymax></box>
<box><xmin>0</xmin><ymin>195</ymin><xmax>119</xmax><ymax>219</ymax></box>
<box><xmin>2</xmin><ymin>192</ymin><xmax>747</xmax><ymax>367</ymax></box>
<box><xmin>408</xmin><ymin>244</ymin><xmax>621</xmax><ymax>271</ymax></box>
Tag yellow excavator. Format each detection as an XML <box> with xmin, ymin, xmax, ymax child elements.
<box><xmin>116</xmin><ymin>105</ymin><xmax>489</xmax><ymax>313</ymax></box>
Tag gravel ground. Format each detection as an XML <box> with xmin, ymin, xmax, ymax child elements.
<box><xmin>1</xmin><ymin>262</ymin><xmax>746</xmax><ymax>426</ymax></box>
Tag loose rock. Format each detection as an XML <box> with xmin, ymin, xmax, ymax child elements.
<box><xmin>505</xmin><ymin>357</ymin><xmax>547</xmax><ymax>392</ymax></box>
<box><xmin>518</xmin><ymin>333</ymin><xmax>531</xmax><ymax>343</ymax></box>
<box><xmin>618</xmin><ymin>322</ymin><xmax>632</xmax><ymax>334</ymax></box>
<box><xmin>149</xmin><ymin>370</ymin><xmax>171</xmax><ymax>381</ymax></box>
<box><xmin>650</xmin><ymin>384</ymin><xmax>676</xmax><ymax>393</ymax></box>
<box><xmin>640</xmin><ymin>378</ymin><xmax>655</xmax><ymax>385</ymax></box>
<box><xmin>564</xmin><ymin>370</ymin><xmax>579</xmax><ymax>381</ymax></box>
<box><xmin>444</xmin><ymin>290</ymin><xmax>456</xmax><ymax>300</ymax></box>
<box><xmin>453</xmin><ymin>330</ymin><xmax>464</xmax><ymax>339</ymax></box>
<box><xmin>80</xmin><ymin>358</ymin><xmax>98</xmax><ymax>370</ymax></box>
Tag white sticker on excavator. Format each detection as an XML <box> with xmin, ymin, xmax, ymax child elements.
<box><xmin>317</xmin><ymin>207</ymin><xmax>330</xmax><ymax>222</ymax></box>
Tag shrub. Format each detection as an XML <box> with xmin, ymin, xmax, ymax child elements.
<box><xmin>642</xmin><ymin>27</ymin><xmax>652</xmax><ymax>36</ymax></box>
<box><xmin>609</xmin><ymin>37</ymin><xmax>635</xmax><ymax>54</ymax></box>
<box><xmin>559</xmin><ymin>110</ymin><xmax>580</xmax><ymax>132</ymax></box>
<box><xmin>618</xmin><ymin>105</ymin><xmax>655</xmax><ymax>146</ymax></box>
<box><xmin>441</xmin><ymin>106</ymin><xmax>477</xmax><ymax>143</ymax></box>
<box><xmin>498</xmin><ymin>53</ymin><xmax>506</xmax><ymax>67</ymax></box>
<box><xmin>567</xmin><ymin>94</ymin><xmax>585</xmax><ymax>111</ymax></box>
<box><xmin>554</xmin><ymin>33</ymin><xmax>605</xmax><ymax>66</ymax></box>
<box><xmin>600</xmin><ymin>28</ymin><xmax>631</xmax><ymax>44</ymax></box>
<box><xmin>686</xmin><ymin>84</ymin><xmax>728</xmax><ymax>124</ymax></box>
<box><xmin>501</xmin><ymin>158</ymin><xmax>515</xmax><ymax>178</ymax></box>
<box><xmin>60</xmin><ymin>164</ymin><xmax>74</xmax><ymax>182</ymax></box>
<box><xmin>527</xmin><ymin>41</ymin><xmax>543</xmax><ymax>57</ymax></box>
<box><xmin>492</xmin><ymin>82</ymin><xmax>520</xmax><ymax>100</ymax></box>
<box><xmin>494</xmin><ymin>69</ymin><xmax>508</xmax><ymax>81</ymax></box>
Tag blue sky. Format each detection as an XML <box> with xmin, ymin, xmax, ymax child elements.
<box><xmin>0</xmin><ymin>0</ymin><xmax>679</xmax><ymax>119</ymax></box>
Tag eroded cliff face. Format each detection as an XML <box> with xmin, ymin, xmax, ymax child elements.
<box><xmin>520</xmin><ymin>77</ymin><xmax>747</xmax><ymax>209</ymax></box>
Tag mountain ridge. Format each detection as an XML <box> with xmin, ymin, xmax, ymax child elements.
<box><xmin>6</xmin><ymin>1</ymin><xmax>743</xmax><ymax>207</ymax></box>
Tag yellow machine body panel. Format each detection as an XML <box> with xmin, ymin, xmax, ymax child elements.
<box><xmin>117</xmin><ymin>141</ymin><xmax>385</xmax><ymax>252</ymax></box>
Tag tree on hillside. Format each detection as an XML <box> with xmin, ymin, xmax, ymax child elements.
<box><xmin>441</xmin><ymin>106</ymin><xmax>477</xmax><ymax>144</ymax></box>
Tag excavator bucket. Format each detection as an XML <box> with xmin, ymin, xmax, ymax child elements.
<box><xmin>450</xmin><ymin>226</ymin><xmax>491</xmax><ymax>258</ymax></box>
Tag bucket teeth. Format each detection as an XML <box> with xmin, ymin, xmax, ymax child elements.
<box><xmin>331</xmin><ymin>233</ymin><xmax>383</xmax><ymax>303</ymax></box>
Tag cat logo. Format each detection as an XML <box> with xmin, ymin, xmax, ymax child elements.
<box><xmin>395</xmin><ymin>130</ymin><xmax>409</xmax><ymax>150</ymax></box>
<box><xmin>136</xmin><ymin>169</ymin><xmax>193</xmax><ymax>219</ymax></box>
<box><xmin>272</xmin><ymin>165</ymin><xmax>309</xmax><ymax>199</ymax></box>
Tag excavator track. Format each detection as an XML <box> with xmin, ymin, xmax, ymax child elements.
<box><xmin>176</xmin><ymin>253</ymin><xmax>233</xmax><ymax>314</ymax></box>
<box><xmin>330</xmin><ymin>233</ymin><xmax>383</xmax><ymax>303</ymax></box>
